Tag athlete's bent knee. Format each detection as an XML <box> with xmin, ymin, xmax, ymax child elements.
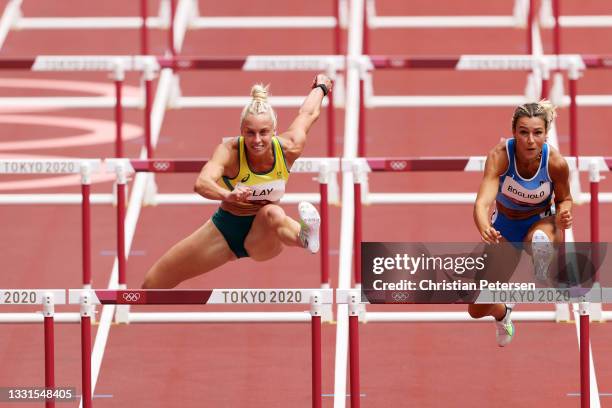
<box><xmin>468</xmin><ymin>304</ymin><xmax>490</xmax><ymax>319</ymax></box>
<box><xmin>262</xmin><ymin>204</ymin><xmax>286</xmax><ymax>228</ymax></box>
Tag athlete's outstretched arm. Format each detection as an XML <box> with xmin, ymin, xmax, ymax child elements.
<box><xmin>194</xmin><ymin>141</ymin><xmax>251</xmax><ymax>203</ymax></box>
<box><xmin>548</xmin><ymin>149</ymin><xmax>573</xmax><ymax>229</ymax></box>
<box><xmin>474</xmin><ymin>147</ymin><xmax>506</xmax><ymax>244</ymax></box>
<box><xmin>278</xmin><ymin>74</ymin><xmax>333</xmax><ymax>162</ymax></box>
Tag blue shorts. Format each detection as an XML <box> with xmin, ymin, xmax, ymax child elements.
<box><xmin>492</xmin><ymin>208</ymin><xmax>554</xmax><ymax>248</ymax></box>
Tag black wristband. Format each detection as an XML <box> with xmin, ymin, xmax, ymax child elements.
<box><xmin>312</xmin><ymin>83</ymin><xmax>328</xmax><ymax>96</ymax></box>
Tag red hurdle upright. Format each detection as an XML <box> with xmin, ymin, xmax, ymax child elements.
<box><xmin>43</xmin><ymin>293</ymin><xmax>55</xmax><ymax>408</ymax></box>
<box><xmin>579</xmin><ymin>302</ymin><xmax>590</xmax><ymax>408</ymax></box>
<box><xmin>115</xmin><ymin>163</ymin><xmax>128</xmax><ymax>286</ymax></box>
<box><xmin>81</xmin><ymin>164</ymin><xmax>92</xmax><ymax>288</ymax></box>
<box><xmin>79</xmin><ymin>293</ymin><xmax>93</xmax><ymax>408</ymax></box>
<box><xmin>113</xmin><ymin>60</ymin><xmax>125</xmax><ymax>158</ymax></box>
<box><xmin>140</xmin><ymin>0</ymin><xmax>148</xmax><ymax>56</ymax></box>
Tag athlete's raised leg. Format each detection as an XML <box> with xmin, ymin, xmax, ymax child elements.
<box><xmin>244</xmin><ymin>202</ymin><xmax>320</xmax><ymax>262</ymax></box>
<box><xmin>525</xmin><ymin>216</ymin><xmax>562</xmax><ymax>282</ymax></box>
<box><xmin>525</xmin><ymin>216</ymin><xmax>562</xmax><ymax>244</ymax></box>
<box><xmin>244</xmin><ymin>204</ymin><xmax>300</xmax><ymax>261</ymax></box>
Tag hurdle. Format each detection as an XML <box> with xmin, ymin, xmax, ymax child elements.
<box><xmin>0</xmin><ymin>0</ymin><xmax>175</xmax><ymax>55</ymax></box>
<box><xmin>354</xmin><ymin>53</ymin><xmax>612</xmax><ymax>158</ymax></box>
<box><xmin>0</xmin><ymin>289</ymin><xmax>67</xmax><ymax>407</ymax></box>
<box><xmin>363</xmin><ymin>0</ymin><xmax>612</xmax><ymax>65</ymax></box>
<box><xmin>0</xmin><ymin>159</ymin><xmax>101</xmax><ymax>288</ymax></box>
<box><xmin>337</xmin><ymin>288</ymin><xmax>602</xmax><ymax>408</ymax></box>
<box><xmin>177</xmin><ymin>0</ymin><xmax>344</xmax><ymax>54</ymax></box>
<box><xmin>0</xmin><ymin>0</ymin><xmax>346</xmax><ymax>55</ymax></box>
<box><xmin>155</xmin><ymin>54</ymin><xmax>344</xmax><ymax>158</ymax></box>
<box><xmin>105</xmin><ymin>157</ymin><xmax>340</xmax><ymax>295</ymax></box>
<box><xmin>345</xmin><ymin>155</ymin><xmax>612</xmax><ymax>322</ymax></box>
<box><xmin>363</xmin><ymin>0</ymin><xmax>534</xmax><ymax>54</ymax></box>
<box><xmin>70</xmin><ymin>288</ymin><xmax>332</xmax><ymax>408</ymax></box>
<box><xmin>0</xmin><ymin>55</ymin><xmax>161</xmax><ymax>158</ymax></box>
<box><xmin>538</xmin><ymin>0</ymin><xmax>612</xmax><ymax>59</ymax></box>
<box><xmin>0</xmin><ymin>54</ymin><xmax>345</xmax><ymax>158</ymax></box>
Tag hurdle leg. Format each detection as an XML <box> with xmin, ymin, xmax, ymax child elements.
<box><xmin>115</xmin><ymin>164</ymin><xmax>128</xmax><ymax>287</ymax></box>
<box><xmin>553</xmin><ymin>0</ymin><xmax>561</xmax><ymax>55</ymax></box>
<box><xmin>81</xmin><ymin>163</ymin><xmax>92</xmax><ymax>288</ymax></box>
<box><xmin>527</xmin><ymin>0</ymin><xmax>535</xmax><ymax>54</ymax></box>
<box><xmin>113</xmin><ymin>61</ymin><xmax>125</xmax><ymax>158</ymax></box>
<box><xmin>43</xmin><ymin>293</ymin><xmax>55</xmax><ymax>408</ymax></box>
<box><xmin>144</xmin><ymin>61</ymin><xmax>155</xmax><ymax>159</ymax></box>
<box><xmin>311</xmin><ymin>293</ymin><xmax>322</xmax><ymax>408</ymax></box>
<box><xmin>326</xmin><ymin>86</ymin><xmax>336</xmax><ymax>157</ymax></box>
<box><xmin>80</xmin><ymin>294</ymin><xmax>93</xmax><ymax>408</ymax></box>
<box><xmin>357</xmin><ymin>78</ymin><xmax>367</xmax><ymax>157</ymax></box>
<box><xmin>349</xmin><ymin>292</ymin><xmax>361</xmax><ymax>408</ymax></box>
<box><xmin>319</xmin><ymin>165</ymin><xmax>330</xmax><ymax>288</ymax></box>
<box><xmin>352</xmin><ymin>162</ymin><xmax>367</xmax><ymax>286</ymax></box>
<box><xmin>540</xmin><ymin>61</ymin><xmax>550</xmax><ymax>100</ymax></box>
<box><xmin>168</xmin><ymin>0</ymin><xmax>176</xmax><ymax>56</ymax></box>
<box><xmin>579</xmin><ymin>302</ymin><xmax>590</xmax><ymax>408</ymax></box>
<box><xmin>333</xmin><ymin>0</ymin><xmax>341</xmax><ymax>55</ymax></box>
<box><xmin>140</xmin><ymin>0</ymin><xmax>149</xmax><ymax>55</ymax></box>
<box><xmin>568</xmin><ymin>64</ymin><xmax>580</xmax><ymax>162</ymax></box>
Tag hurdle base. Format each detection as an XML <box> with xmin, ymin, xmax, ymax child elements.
<box><xmin>114</xmin><ymin>305</ymin><xmax>130</xmax><ymax>324</ymax></box>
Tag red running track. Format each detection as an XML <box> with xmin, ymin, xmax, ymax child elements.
<box><xmin>1</xmin><ymin>0</ymin><xmax>612</xmax><ymax>407</ymax></box>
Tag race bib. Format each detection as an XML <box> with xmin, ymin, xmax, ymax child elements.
<box><xmin>501</xmin><ymin>177</ymin><xmax>551</xmax><ymax>205</ymax></box>
<box><xmin>237</xmin><ymin>179</ymin><xmax>286</xmax><ymax>202</ymax></box>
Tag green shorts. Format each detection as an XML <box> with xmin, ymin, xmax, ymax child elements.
<box><xmin>211</xmin><ymin>208</ymin><xmax>256</xmax><ymax>258</ymax></box>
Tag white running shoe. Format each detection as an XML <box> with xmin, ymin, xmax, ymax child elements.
<box><xmin>495</xmin><ymin>304</ymin><xmax>515</xmax><ymax>347</ymax></box>
<box><xmin>532</xmin><ymin>230</ymin><xmax>554</xmax><ymax>283</ymax></box>
<box><xmin>298</xmin><ymin>201</ymin><xmax>321</xmax><ymax>254</ymax></box>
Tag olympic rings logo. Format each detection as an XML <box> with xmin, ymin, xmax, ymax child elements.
<box><xmin>391</xmin><ymin>291</ymin><xmax>410</xmax><ymax>302</ymax></box>
<box><xmin>389</xmin><ymin>161</ymin><xmax>408</xmax><ymax>171</ymax></box>
<box><xmin>122</xmin><ymin>292</ymin><xmax>141</xmax><ymax>302</ymax></box>
<box><xmin>153</xmin><ymin>161</ymin><xmax>170</xmax><ymax>172</ymax></box>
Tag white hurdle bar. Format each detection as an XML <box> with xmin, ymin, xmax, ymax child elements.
<box><xmin>539</xmin><ymin>0</ymin><xmax>612</xmax><ymax>28</ymax></box>
<box><xmin>365</xmin><ymin>0</ymin><xmax>526</xmax><ymax>29</ymax></box>
<box><xmin>69</xmin><ymin>288</ymin><xmax>332</xmax><ymax>408</ymax></box>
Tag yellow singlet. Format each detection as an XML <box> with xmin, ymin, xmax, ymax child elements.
<box><xmin>219</xmin><ymin>136</ymin><xmax>290</xmax><ymax>215</ymax></box>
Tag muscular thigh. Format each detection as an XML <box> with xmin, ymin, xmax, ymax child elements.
<box><xmin>244</xmin><ymin>205</ymin><xmax>283</xmax><ymax>261</ymax></box>
<box><xmin>149</xmin><ymin>220</ymin><xmax>236</xmax><ymax>285</ymax></box>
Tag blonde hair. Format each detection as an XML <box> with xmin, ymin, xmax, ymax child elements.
<box><xmin>240</xmin><ymin>84</ymin><xmax>277</xmax><ymax>128</ymax></box>
<box><xmin>511</xmin><ymin>99</ymin><xmax>557</xmax><ymax>131</ymax></box>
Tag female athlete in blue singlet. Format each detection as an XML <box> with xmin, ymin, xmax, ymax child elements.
<box><xmin>470</xmin><ymin>101</ymin><xmax>573</xmax><ymax>347</ymax></box>
<box><xmin>142</xmin><ymin>74</ymin><xmax>333</xmax><ymax>288</ymax></box>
